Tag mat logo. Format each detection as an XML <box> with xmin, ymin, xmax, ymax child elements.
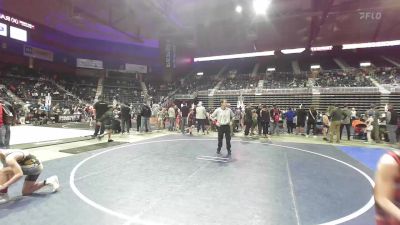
<box><xmin>359</xmin><ymin>12</ymin><xmax>382</xmax><ymax>20</ymax></box>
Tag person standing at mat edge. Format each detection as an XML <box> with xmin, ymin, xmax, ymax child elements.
<box><xmin>374</xmin><ymin>150</ymin><xmax>400</xmax><ymax>224</ymax></box>
<box><xmin>211</xmin><ymin>99</ymin><xmax>234</xmax><ymax>158</ymax></box>
<box><xmin>93</xmin><ymin>96</ymin><xmax>108</xmax><ymax>138</ymax></box>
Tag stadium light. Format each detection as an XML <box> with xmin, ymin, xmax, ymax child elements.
<box><xmin>235</xmin><ymin>5</ymin><xmax>243</xmax><ymax>14</ymax></box>
<box><xmin>253</xmin><ymin>0</ymin><xmax>271</xmax><ymax>15</ymax></box>
<box><xmin>194</xmin><ymin>51</ymin><xmax>275</xmax><ymax>62</ymax></box>
<box><xmin>311</xmin><ymin>46</ymin><xmax>333</xmax><ymax>52</ymax></box>
<box><xmin>343</xmin><ymin>40</ymin><xmax>400</xmax><ymax>49</ymax></box>
<box><xmin>197</xmin><ymin>72</ymin><xmax>204</xmax><ymax>76</ymax></box>
<box><xmin>360</xmin><ymin>62</ymin><xmax>371</xmax><ymax>67</ymax></box>
<box><xmin>267</xmin><ymin>67</ymin><xmax>276</xmax><ymax>72</ymax></box>
<box><xmin>310</xmin><ymin>65</ymin><xmax>321</xmax><ymax>69</ymax></box>
<box><xmin>281</xmin><ymin>48</ymin><xmax>306</xmax><ymax>54</ymax></box>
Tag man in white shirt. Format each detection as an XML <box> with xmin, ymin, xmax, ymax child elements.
<box><xmin>211</xmin><ymin>99</ymin><xmax>235</xmax><ymax>158</ymax></box>
<box><xmin>196</xmin><ymin>102</ymin><xmax>207</xmax><ymax>135</ymax></box>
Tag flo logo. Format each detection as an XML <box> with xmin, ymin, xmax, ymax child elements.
<box><xmin>359</xmin><ymin>12</ymin><xmax>382</xmax><ymax>20</ymax></box>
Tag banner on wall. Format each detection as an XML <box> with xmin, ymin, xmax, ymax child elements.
<box><xmin>23</xmin><ymin>45</ymin><xmax>54</xmax><ymax>62</ymax></box>
<box><xmin>58</xmin><ymin>114</ymin><xmax>81</xmax><ymax>123</ymax></box>
<box><xmin>77</xmin><ymin>58</ymin><xmax>103</xmax><ymax>70</ymax></box>
<box><xmin>162</xmin><ymin>39</ymin><xmax>176</xmax><ymax>71</ymax></box>
<box><xmin>125</xmin><ymin>63</ymin><xmax>147</xmax><ymax>73</ymax></box>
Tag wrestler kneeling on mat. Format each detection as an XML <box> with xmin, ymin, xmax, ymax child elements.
<box><xmin>0</xmin><ymin>149</ymin><xmax>60</xmax><ymax>204</ymax></box>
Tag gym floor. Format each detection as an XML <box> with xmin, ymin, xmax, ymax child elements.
<box><xmin>0</xmin><ymin>132</ymin><xmax>381</xmax><ymax>225</ymax></box>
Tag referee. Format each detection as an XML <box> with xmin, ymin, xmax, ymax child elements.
<box><xmin>211</xmin><ymin>99</ymin><xmax>234</xmax><ymax>158</ymax></box>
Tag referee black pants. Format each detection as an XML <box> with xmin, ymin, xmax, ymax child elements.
<box><xmin>218</xmin><ymin>125</ymin><xmax>231</xmax><ymax>152</ymax></box>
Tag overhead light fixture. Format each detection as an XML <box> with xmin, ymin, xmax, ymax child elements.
<box><xmin>253</xmin><ymin>0</ymin><xmax>271</xmax><ymax>15</ymax></box>
<box><xmin>311</xmin><ymin>46</ymin><xmax>333</xmax><ymax>52</ymax></box>
<box><xmin>235</xmin><ymin>5</ymin><xmax>243</xmax><ymax>13</ymax></box>
<box><xmin>281</xmin><ymin>48</ymin><xmax>306</xmax><ymax>54</ymax></box>
<box><xmin>194</xmin><ymin>51</ymin><xmax>275</xmax><ymax>62</ymax></box>
<box><xmin>343</xmin><ymin>40</ymin><xmax>400</xmax><ymax>49</ymax></box>
<box><xmin>311</xmin><ymin>65</ymin><xmax>321</xmax><ymax>69</ymax></box>
<box><xmin>197</xmin><ymin>72</ymin><xmax>204</xmax><ymax>76</ymax></box>
<box><xmin>267</xmin><ymin>67</ymin><xmax>276</xmax><ymax>72</ymax></box>
<box><xmin>360</xmin><ymin>62</ymin><xmax>371</xmax><ymax>67</ymax></box>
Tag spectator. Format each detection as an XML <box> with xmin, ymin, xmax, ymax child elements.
<box><xmin>256</xmin><ymin>104</ymin><xmax>263</xmax><ymax>135</ymax></box>
<box><xmin>157</xmin><ymin>108</ymin><xmax>166</xmax><ymax>129</ymax></box>
<box><xmin>366</xmin><ymin>115</ymin><xmax>374</xmax><ymax>143</ymax></box>
<box><xmin>243</xmin><ymin>105</ymin><xmax>253</xmax><ymax>136</ymax></box>
<box><xmin>168</xmin><ymin>104</ymin><xmax>176</xmax><ymax>131</ymax></box>
<box><xmin>93</xmin><ymin>96</ymin><xmax>108</xmax><ymax>138</ymax></box>
<box><xmin>270</xmin><ymin>105</ymin><xmax>281</xmax><ymax>136</ymax></box>
<box><xmin>285</xmin><ymin>107</ymin><xmax>296</xmax><ymax>134</ymax></box>
<box><xmin>196</xmin><ymin>102</ymin><xmax>207</xmax><ymax>135</ymax></box>
<box><xmin>306</xmin><ymin>106</ymin><xmax>318</xmax><ymax>137</ymax></box>
<box><xmin>322</xmin><ymin>112</ymin><xmax>330</xmax><ymax>141</ymax></box>
<box><xmin>386</xmin><ymin>104</ymin><xmax>398</xmax><ymax>145</ymax></box>
<box><xmin>340</xmin><ymin>105</ymin><xmax>352</xmax><ymax>141</ymax></box>
<box><xmin>141</xmin><ymin>104</ymin><xmax>151</xmax><ymax>132</ymax></box>
<box><xmin>366</xmin><ymin>104</ymin><xmax>381</xmax><ymax>143</ymax></box>
<box><xmin>187</xmin><ymin>108</ymin><xmax>196</xmax><ymax>135</ymax></box>
<box><xmin>260</xmin><ymin>105</ymin><xmax>270</xmax><ymax>137</ymax></box>
<box><xmin>97</xmin><ymin>105</ymin><xmax>114</xmax><ymax>142</ymax></box>
<box><xmin>0</xmin><ymin>99</ymin><xmax>15</xmax><ymax>149</ymax></box>
<box><xmin>351</xmin><ymin>107</ymin><xmax>357</xmax><ymax>123</ymax></box>
<box><xmin>232</xmin><ymin>107</ymin><xmax>241</xmax><ymax>133</ymax></box>
<box><xmin>296</xmin><ymin>105</ymin><xmax>307</xmax><ymax>135</ymax></box>
<box><xmin>181</xmin><ymin>103</ymin><xmax>189</xmax><ymax>135</ymax></box>
<box><xmin>330</xmin><ymin>105</ymin><xmax>344</xmax><ymax>143</ymax></box>
<box><xmin>120</xmin><ymin>103</ymin><xmax>131</xmax><ymax>134</ymax></box>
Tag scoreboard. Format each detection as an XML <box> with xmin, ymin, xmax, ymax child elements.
<box><xmin>0</xmin><ymin>12</ymin><xmax>35</xmax><ymax>43</ymax></box>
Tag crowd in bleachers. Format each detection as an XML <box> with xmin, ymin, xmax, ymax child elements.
<box><xmin>314</xmin><ymin>70</ymin><xmax>373</xmax><ymax>87</ymax></box>
<box><xmin>102</xmin><ymin>76</ymin><xmax>142</xmax><ymax>104</ymax></box>
<box><xmin>264</xmin><ymin>72</ymin><xmax>308</xmax><ymax>89</ymax></box>
<box><xmin>219</xmin><ymin>73</ymin><xmax>259</xmax><ymax>90</ymax></box>
<box><xmin>58</xmin><ymin>76</ymin><xmax>98</xmax><ymax>102</ymax></box>
<box><xmin>370</xmin><ymin>67</ymin><xmax>400</xmax><ymax>85</ymax></box>
<box><xmin>175</xmin><ymin>75</ymin><xmax>220</xmax><ymax>94</ymax></box>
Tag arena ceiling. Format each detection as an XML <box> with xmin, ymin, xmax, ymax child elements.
<box><xmin>1</xmin><ymin>0</ymin><xmax>400</xmax><ymax>55</ymax></box>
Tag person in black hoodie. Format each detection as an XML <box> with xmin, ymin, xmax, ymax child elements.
<box><xmin>93</xmin><ymin>96</ymin><xmax>108</xmax><ymax>137</ymax></box>
<box><xmin>260</xmin><ymin>105</ymin><xmax>270</xmax><ymax>138</ymax></box>
<box><xmin>387</xmin><ymin>104</ymin><xmax>398</xmax><ymax>145</ymax></box>
<box><xmin>306</xmin><ymin>106</ymin><xmax>318</xmax><ymax>137</ymax></box>
<box><xmin>181</xmin><ymin>102</ymin><xmax>189</xmax><ymax>134</ymax></box>
<box><xmin>256</xmin><ymin>104</ymin><xmax>263</xmax><ymax>135</ymax></box>
<box><xmin>120</xmin><ymin>103</ymin><xmax>131</xmax><ymax>134</ymax></box>
<box><xmin>141</xmin><ymin>104</ymin><xmax>152</xmax><ymax>132</ymax></box>
<box><xmin>135</xmin><ymin>108</ymin><xmax>141</xmax><ymax>132</ymax></box>
<box><xmin>244</xmin><ymin>105</ymin><xmax>253</xmax><ymax>136</ymax></box>
<box><xmin>296</xmin><ymin>104</ymin><xmax>307</xmax><ymax>135</ymax></box>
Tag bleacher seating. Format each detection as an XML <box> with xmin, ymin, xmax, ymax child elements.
<box><xmin>102</xmin><ymin>75</ymin><xmax>142</xmax><ymax>104</ymax></box>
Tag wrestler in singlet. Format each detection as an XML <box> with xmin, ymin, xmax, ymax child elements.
<box><xmin>1</xmin><ymin>149</ymin><xmax>43</xmax><ymax>181</ymax></box>
<box><xmin>375</xmin><ymin>150</ymin><xmax>400</xmax><ymax>225</ymax></box>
